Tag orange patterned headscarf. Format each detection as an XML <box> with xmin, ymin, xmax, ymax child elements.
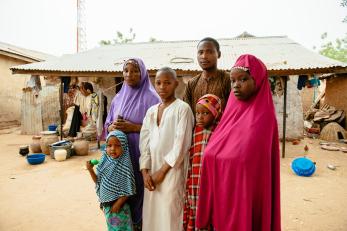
<box><xmin>197</xmin><ymin>94</ymin><xmax>222</xmax><ymax>119</ymax></box>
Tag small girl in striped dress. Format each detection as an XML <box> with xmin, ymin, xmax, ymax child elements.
<box><xmin>87</xmin><ymin>130</ymin><xmax>136</xmax><ymax>231</ymax></box>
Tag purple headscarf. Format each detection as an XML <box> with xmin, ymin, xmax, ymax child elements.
<box><xmin>103</xmin><ymin>58</ymin><xmax>160</xmax><ymax>224</ymax></box>
<box><xmin>104</xmin><ymin>58</ymin><xmax>160</xmax><ymax>129</ymax></box>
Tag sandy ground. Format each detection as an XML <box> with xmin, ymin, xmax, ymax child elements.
<box><xmin>0</xmin><ymin>127</ymin><xmax>346</xmax><ymax>231</ymax></box>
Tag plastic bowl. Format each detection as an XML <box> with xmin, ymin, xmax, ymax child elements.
<box><xmin>27</xmin><ymin>153</ymin><xmax>46</xmax><ymax>165</ymax></box>
<box><xmin>291</xmin><ymin>157</ymin><xmax>316</xmax><ymax>177</ymax></box>
<box><xmin>48</xmin><ymin>124</ymin><xmax>57</xmax><ymax>131</ymax></box>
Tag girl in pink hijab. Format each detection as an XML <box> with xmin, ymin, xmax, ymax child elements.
<box><xmin>196</xmin><ymin>54</ymin><xmax>281</xmax><ymax>231</ymax></box>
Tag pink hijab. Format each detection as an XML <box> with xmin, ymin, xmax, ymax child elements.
<box><xmin>196</xmin><ymin>54</ymin><xmax>281</xmax><ymax>230</ymax></box>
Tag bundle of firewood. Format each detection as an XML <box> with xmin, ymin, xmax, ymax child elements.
<box><xmin>306</xmin><ymin>104</ymin><xmax>345</xmax><ymax>125</ymax></box>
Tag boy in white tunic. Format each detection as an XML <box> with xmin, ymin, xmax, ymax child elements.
<box><xmin>140</xmin><ymin>67</ymin><xmax>194</xmax><ymax>231</ymax></box>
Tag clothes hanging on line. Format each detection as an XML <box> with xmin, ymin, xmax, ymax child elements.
<box><xmin>297</xmin><ymin>75</ymin><xmax>308</xmax><ymax>90</ymax></box>
<box><xmin>68</xmin><ymin>105</ymin><xmax>82</xmax><ymax>137</ymax></box>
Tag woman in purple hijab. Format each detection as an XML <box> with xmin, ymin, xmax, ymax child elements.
<box><xmin>104</xmin><ymin>58</ymin><xmax>161</xmax><ymax>229</ymax></box>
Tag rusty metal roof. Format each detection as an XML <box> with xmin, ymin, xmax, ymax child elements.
<box><xmin>0</xmin><ymin>41</ymin><xmax>54</xmax><ymax>62</ymax></box>
<box><xmin>10</xmin><ymin>36</ymin><xmax>347</xmax><ymax>74</ymax></box>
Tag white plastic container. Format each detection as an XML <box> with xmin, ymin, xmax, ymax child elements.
<box><xmin>54</xmin><ymin>149</ymin><xmax>67</xmax><ymax>161</ymax></box>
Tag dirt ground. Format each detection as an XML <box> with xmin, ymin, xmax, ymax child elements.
<box><xmin>0</xmin><ymin>127</ymin><xmax>346</xmax><ymax>231</ymax></box>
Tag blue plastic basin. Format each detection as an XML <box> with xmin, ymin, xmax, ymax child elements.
<box><xmin>291</xmin><ymin>157</ymin><xmax>316</xmax><ymax>177</ymax></box>
<box><xmin>48</xmin><ymin>124</ymin><xmax>57</xmax><ymax>131</ymax></box>
<box><xmin>27</xmin><ymin>153</ymin><xmax>46</xmax><ymax>165</ymax></box>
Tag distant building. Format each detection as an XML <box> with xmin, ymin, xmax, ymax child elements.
<box><xmin>0</xmin><ymin>42</ymin><xmax>53</xmax><ymax>128</ymax></box>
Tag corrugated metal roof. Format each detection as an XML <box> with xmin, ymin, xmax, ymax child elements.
<box><xmin>0</xmin><ymin>41</ymin><xmax>55</xmax><ymax>62</ymax></box>
<box><xmin>10</xmin><ymin>36</ymin><xmax>347</xmax><ymax>73</ymax></box>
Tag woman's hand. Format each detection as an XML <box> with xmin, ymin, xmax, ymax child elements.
<box><xmin>107</xmin><ymin>122</ymin><xmax>117</xmax><ymax>132</ymax></box>
<box><xmin>142</xmin><ymin>169</ymin><xmax>155</xmax><ymax>191</ymax></box>
<box><xmin>114</xmin><ymin>119</ymin><xmax>141</xmax><ymax>133</ymax></box>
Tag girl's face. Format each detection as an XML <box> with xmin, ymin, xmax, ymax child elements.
<box><xmin>195</xmin><ymin>104</ymin><xmax>215</xmax><ymax>128</ymax></box>
<box><xmin>106</xmin><ymin>137</ymin><xmax>123</xmax><ymax>159</ymax></box>
<box><xmin>230</xmin><ymin>69</ymin><xmax>256</xmax><ymax>101</ymax></box>
<box><xmin>123</xmin><ymin>62</ymin><xmax>141</xmax><ymax>88</ymax></box>
<box><xmin>154</xmin><ymin>72</ymin><xmax>178</xmax><ymax>101</ymax></box>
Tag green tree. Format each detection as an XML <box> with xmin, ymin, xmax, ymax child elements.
<box><xmin>148</xmin><ymin>37</ymin><xmax>158</xmax><ymax>42</ymax></box>
<box><xmin>318</xmin><ymin>33</ymin><xmax>347</xmax><ymax>63</ymax></box>
<box><xmin>342</xmin><ymin>0</ymin><xmax>347</xmax><ymax>22</ymax></box>
<box><xmin>99</xmin><ymin>28</ymin><xmax>159</xmax><ymax>45</ymax></box>
<box><xmin>317</xmin><ymin>1</ymin><xmax>347</xmax><ymax>62</ymax></box>
<box><xmin>99</xmin><ymin>28</ymin><xmax>136</xmax><ymax>45</ymax></box>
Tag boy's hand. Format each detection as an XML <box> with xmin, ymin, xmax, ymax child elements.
<box><xmin>86</xmin><ymin>161</ymin><xmax>94</xmax><ymax>171</ymax></box>
<box><xmin>151</xmin><ymin>170</ymin><xmax>166</xmax><ymax>186</ymax></box>
<box><xmin>142</xmin><ymin>169</ymin><xmax>155</xmax><ymax>191</ymax></box>
<box><xmin>151</xmin><ymin>163</ymin><xmax>171</xmax><ymax>187</ymax></box>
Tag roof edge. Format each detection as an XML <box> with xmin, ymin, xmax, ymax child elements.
<box><xmin>98</xmin><ymin>35</ymin><xmax>289</xmax><ymax>46</ymax></box>
<box><xmin>11</xmin><ymin>66</ymin><xmax>347</xmax><ymax>77</ymax></box>
<box><xmin>0</xmin><ymin>50</ymin><xmax>42</xmax><ymax>62</ymax></box>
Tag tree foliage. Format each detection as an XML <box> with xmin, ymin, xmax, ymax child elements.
<box><xmin>319</xmin><ymin>33</ymin><xmax>347</xmax><ymax>63</ymax></box>
<box><xmin>317</xmin><ymin>1</ymin><xmax>347</xmax><ymax>62</ymax></box>
<box><xmin>99</xmin><ymin>28</ymin><xmax>136</xmax><ymax>45</ymax></box>
<box><xmin>99</xmin><ymin>28</ymin><xmax>159</xmax><ymax>45</ymax></box>
<box><xmin>342</xmin><ymin>0</ymin><xmax>347</xmax><ymax>22</ymax></box>
<box><xmin>148</xmin><ymin>37</ymin><xmax>158</xmax><ymax>42</ymax></box>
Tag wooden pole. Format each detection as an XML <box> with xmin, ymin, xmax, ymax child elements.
<box><xmin>60</xmin><ymin>78</ymin><xmax>64</xmax><ymax>140</ymax></box>
<box><xmin>282</xmin><ymin>76</ymin><xmax>288</xmax><ymax>158</ymax></box>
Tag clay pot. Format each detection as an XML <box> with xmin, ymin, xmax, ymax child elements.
<box><xmin>19</xmin><ymin>145</ymin><xmax>29</xmax><ymax>156</ymax></box>
<box><xmin>40</xmin><ymin>131</ymin><xmax>59</xmax><ymax>155</ymax></box>
<box><xmin>30</xmin><ymin>136</ymin><xmax>42</xmax><ymax>153</ymax></box>
<box><xmin>73</xmin><ymin>138</ymin><xmax>89</xmax><ymax>156</ymax></box>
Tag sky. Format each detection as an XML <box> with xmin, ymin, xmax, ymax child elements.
<box><xmin>0</xmin><ymin>0</ymin><xmax>346</xmax><ymax>56</ymax></box>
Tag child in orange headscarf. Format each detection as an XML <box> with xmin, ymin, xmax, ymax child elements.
<box><xmin>183</xmin><ymin>94</ymin><xmax>222</xmax><ymax>231</ymax></box>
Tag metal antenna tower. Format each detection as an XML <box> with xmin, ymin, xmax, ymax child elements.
<box><xmin>77</xmin><ymin>0</ymin><xmax>87</xmax><ymax>52</ymax></box>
